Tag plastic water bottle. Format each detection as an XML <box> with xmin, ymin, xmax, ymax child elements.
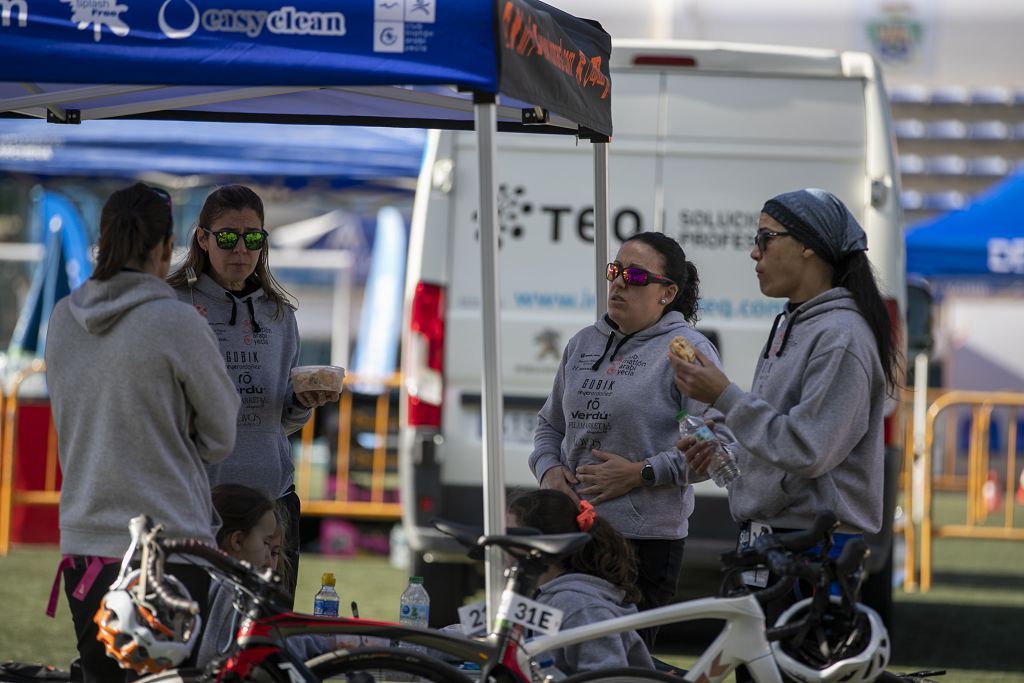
<box><xmin>677</xmin><ymin>410</ymin><xmax>740</xmax><ymax>487</ymax></box>
<box><xmin>399</xmin><ymin>576</ymin><xmax>430</xmax><ymax>628</ymax></box>
<box><xmin>398</xmin><ymin>576</ymin><xmax>430</xmax><ymax>655</ymax></box>
<box><xmin>313</xmin><ymin>572</ymin><xmax>340</xmax><ymax>617</ymax></box>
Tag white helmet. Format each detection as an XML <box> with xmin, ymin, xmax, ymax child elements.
<box><xmin>771</xmin><ymin>596</ymin><xmax>891</xmax><ymax>683</ymax></box>
<box><xmin>93</xmin><ymin>569</ymin><xmax>202</xmax><ymax>675</ymax></box>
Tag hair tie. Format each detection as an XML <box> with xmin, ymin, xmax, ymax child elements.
<box><xmin>576</xmin><ymin>500</ymin><xmax>596</xmax><ymax>532</ymax></box>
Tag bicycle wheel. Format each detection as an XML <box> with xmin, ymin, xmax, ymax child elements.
<box><xmin>307</xmin><ymin>648</ymin><xmax>473</xmax><ymax>683</ymax></box>
<box><xmin>561</xmin><ymin>668</ymin><xmax>685</xmax><ymax>682</ymax></box>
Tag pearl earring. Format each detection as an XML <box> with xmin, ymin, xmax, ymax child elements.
<box><xmin>659</xmin><ymin>299</ymin><xmax>667</xmax><ymax>304</ymax></box>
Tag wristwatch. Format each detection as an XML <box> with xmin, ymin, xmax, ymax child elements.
<box><xmin>640</xmin><ymin>461</ymin><xmax>656</xmax><ymax>486</ymax></box>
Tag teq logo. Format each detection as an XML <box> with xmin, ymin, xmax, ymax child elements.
<box><xmin>472</xmin><ymin>184</ymin><xmax>532</xmax><ymax>248</ymax></box>
<box><xmin>0</xmin><ymin>0</ymin><xmax>28</xmax><ymax>28</ymax></box>
<box><xmin>61</xmin><ymin>0</ymin><xmax>130</xmax><ymax>42</ymax></box>
<box><xmin>158</xmin><ymin>0</ymin><xmax>346</xmax><ymax>40</ymax></box>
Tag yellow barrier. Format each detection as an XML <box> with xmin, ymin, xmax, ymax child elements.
<box><xmin>0</xmin><ymin>359</ymin><xmax>55</xmax><ymax>556</ymax></box>
<box><xmin>0</xmin><ymin>365</ymin><xmax>403</xmax><ymax>556</ymax></box>
<box><xmin>294</xmin><ymin>372</ymin><xmax>402</xmax><ymax>520</ymax></box>
<box><xmin>902</xmin><ymin>389</ymin><xmax>1024</xmax><ymax>592</ymax></box>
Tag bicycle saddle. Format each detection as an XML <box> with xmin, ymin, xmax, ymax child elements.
<box><xmin>433</xmin><ymin>519</ymin><xmax>589</xmax><ymax>561</ymax></box>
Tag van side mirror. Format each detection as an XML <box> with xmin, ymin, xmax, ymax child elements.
<box><xmin>906</xmin><ymin>281</ymin><xmax>934</xmax><ymax>356</ymax></box>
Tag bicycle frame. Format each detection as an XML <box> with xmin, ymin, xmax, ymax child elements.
<box><xmin>519</xmin><ymin>593</ymin><xmax>783</xmax><ymax>683</ymax></box>
<box><xmin>209</xmin><ymin>610</ymin><xmax>492</xmax><ymax>682</ymax></box>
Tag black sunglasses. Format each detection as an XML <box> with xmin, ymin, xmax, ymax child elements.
<box><xmin>606</xmin><ymin>262</ymin><xmax>674</xmax><ymax>287</ymax></box>
<box><xmin>201</xmin><ymin>227</ymin><xmax>268</xmax><ymax>251</ymax></box>
<box><xmin>753</xmin><ymin>230</ymin><xmax>793</xmax><ymax>254</ymax></box>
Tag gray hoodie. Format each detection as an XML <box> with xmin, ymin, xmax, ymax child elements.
<box><xmin>175</xmin><ymin>273</ymin><xmax>311</xmax><ymax>498</ymax></box>
<box><xmin>46</xmin><ymin>272</ymin><xmax>239</xmax><ymax>557</ymax></box>
<box><xmin>530</xmin><ymin>312</ymin><xmax>734</xmax><ymax>540</ymax></box>
<box><xmin>717</xmin><ymin>288</ymin><xmax>886</xmax><ymax>533</ymax></box>
<box><xmin>533</xmin><ymin>573</ymin><xmax>654</xmax><ymax>673</ymax></box>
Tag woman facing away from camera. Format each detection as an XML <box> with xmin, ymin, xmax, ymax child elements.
<box><xmin>507</xmin><ymin>489</ymin><xmax>654</xmax><ymax>674</ymax></box>
<box><xmin>529</xmin><ymin>231</ymin><xmax>735</xmax><ymax>650</ymax></box>
<box><xmin>45</xmin><ymin>183</ymin><xmax>239</xmax><ymax>683</ymax></box>
<box><xmin>671</xmin><ymin>188</ymin><xmax>899</xmax><ymax>629</ymax></box>
<box><xmin>167</xmin><ymin>185</ymin><xmax>333</xmax><ymax>604</ymax></box>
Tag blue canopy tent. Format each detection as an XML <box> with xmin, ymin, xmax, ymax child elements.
<box><xmin>906</xmin><ymin>172</ymin><xmax>1024</xmax><ymax>280</ymax></box>
<box><xmin>0</xmin><ymin>0</ymin><xmax>614</xmax><ymax>612</ymax></box>
<box><xmin>0</xmin><ymin>119</ymin><xmax>425</xmax><ymax>190</ymax></box>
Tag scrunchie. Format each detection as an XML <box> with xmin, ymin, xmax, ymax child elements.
<box><xmin>576</xmin><ymin>500</ymin><xmax>596</xmax><ymax>532</ymax></box>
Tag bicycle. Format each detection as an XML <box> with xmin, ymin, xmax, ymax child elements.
<box><xmin>310</xmin><ymin>513</ymin><xmax>945</xmax><ymax>683</ymax></box>
<box><xmin>105</xmin><ymin>514</ymin><xmax>943</xmax><ymax>683</ymax></box>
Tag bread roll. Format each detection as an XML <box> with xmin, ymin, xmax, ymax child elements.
<box><xmin>669</xmin><ymin>336</ymin><xmax>697</xmax><ymax>363</ymax></box>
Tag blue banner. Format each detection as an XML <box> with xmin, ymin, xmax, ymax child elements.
<box><xmin>0</xmin><ymin>1</ymin><xmax>497</xmax><ymax>90</ymax></box>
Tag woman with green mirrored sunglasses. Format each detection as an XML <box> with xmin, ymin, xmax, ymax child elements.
<box><xmin>167</xmin><ymin>185</ymin><xmax>334</xmax><ymax>607</ymax></box>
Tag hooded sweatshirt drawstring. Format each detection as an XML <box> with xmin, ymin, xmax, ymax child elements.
<box><xmin>591</xmin><ymin>323</ymin><xmax>640</xmax><ymax>370</ymax></box>
<box><xmin>762</xmin><ymin>309</ymin><xmax>801</xmax><ymax>358</ymax></box>
<box><xmin>226</xmin><ymin>293</ymin><xmax>237</xmax><ymax>326</ymax></box>
<box><xmin>245</xmin><ymin>298</ymin><xmax>262</xmax><ymax>334</ymax></box>
<box><xmin>224</xmin><ymin>292</ymin><xmax>261</xmax><ymax>334</ymax></box>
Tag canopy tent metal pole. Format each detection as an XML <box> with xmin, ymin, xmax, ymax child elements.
<box><xmin>593</xmin><ymin>137</ymin><xmax>610</xmax><ymax>317</ymax></box>
<box><xmin>474</xmin><ymin>94</ymin><xmax>506</xmax><ymax>628</ymax></box>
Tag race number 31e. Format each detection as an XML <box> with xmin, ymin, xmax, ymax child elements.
<box><xmin>496</xmin><ymin>592</ymin><xmax>563</xmax><ymax>635</ymax></box>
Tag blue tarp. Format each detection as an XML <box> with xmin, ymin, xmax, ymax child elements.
<box><xmin>0</xmin><ymin>0</ymin><xmax>612</xmax><ymax>136</ymax></box>
<box><xmin>906</xmin><ymin>172</ymin><xmax>1024</xmax><ymax>279</ymax></box>
<box><xmin>0</xmin><ymin>119</ymin><xmax>425</xmax><ymax>187</ymax></box>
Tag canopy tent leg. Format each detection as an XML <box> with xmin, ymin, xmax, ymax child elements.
<box><xmin>593</xmin><ymin>137</ymin><xmax>610</xmax><ymax>317</ymax></box>
<box><xmin>474</xmin><ymin>94</ymin><xmax>506</xmax><ymax>630</ymax></box>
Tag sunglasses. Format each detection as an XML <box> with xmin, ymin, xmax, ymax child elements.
<box><xmin>753</xmin><ymin>230</ymin><xmax>792</xmax><ymax>254</ymax></box>
<box><xmin>605</xmin><ymin>262</ymin><xmax>674</xmax><ymax>287</ymax></box>
<box><xmin>201</xmin><ymin>227</ymin><xmax>268</xmax><ymax>251</ymax></box>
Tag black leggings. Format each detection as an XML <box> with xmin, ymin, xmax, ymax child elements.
<box><xmin>629</xmin><ymin>537</ymin><xmax>686</xmax><ymax>652</ymax></box>
<box><xmin>63</xmin><ymin>558</ymin><xmax>210</xmax><ymax>683</ymax></box>
<box><xmin>278</xmin><ymin>487</ymin><xmax>301</xmax><ymax>608</ymax></box>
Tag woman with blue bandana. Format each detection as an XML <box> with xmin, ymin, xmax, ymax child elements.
<box><xmin>668</xmin><ymin>188</ymin><xmax>899</xmax><ymax>627</ymax></box>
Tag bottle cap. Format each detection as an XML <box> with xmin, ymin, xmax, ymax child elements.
<box><xmin>675</xmin><ymin>409</ymin><xmax>689</xmax><ymax>422</ymax></box>
<box><xmin>409</xmin><ymin>576</ymin><xmax>424</xmax><ymax>585</ymax></box>
<box><xmin>321</xmin><ymin>572</ymin><xmax>336</xmax><ymax>587</ymax></box>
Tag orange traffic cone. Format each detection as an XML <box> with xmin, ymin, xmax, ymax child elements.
<box><xmin>1016</xmin><ymin>469</ymin><xmax>1024</xmax><ymax>505</ymax></box>
<box><xmin>982</xmin><ymin>469</ymin><xmax>1002</xmax><ymax>515</ymax></box>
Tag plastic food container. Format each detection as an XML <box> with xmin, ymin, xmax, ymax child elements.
<box><xmin>290</xmin><ymin>365</ymin><xmax>346</xmax><ymax>394</ymax></box>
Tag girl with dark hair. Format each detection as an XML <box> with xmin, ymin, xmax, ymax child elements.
<box><xmin>168</xmin><ymin>185</ymin><xmax>333</xmax><ymax>606</ymax></box>
<box><xmin>201</xmin><ymin>485</ymin><xmax>335</xmax><ymax>667</ymax></box>
<box><xmin>507</xmin><ymin>489</ymin><xmax>654</xmax><ymax>673</ymax></box>
<box><xmin>45</xmin><ymin>183</ymin><xmax>239</xmax><ymax>682</ymax></box>
<box><xmin>671</xmin><ymin>188</ymin><xmax>898</xmax><ymax>635</ymax></box>
<box><xmin>530</xmin><ymin>231</ymin><xmax>734</xmax><ymax>650</ymax></box>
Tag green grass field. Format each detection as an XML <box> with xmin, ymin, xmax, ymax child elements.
<box><xmin>2</xmin><ymin>492</ymin><xmax>1023</xmax><ymax>681</ymax></box>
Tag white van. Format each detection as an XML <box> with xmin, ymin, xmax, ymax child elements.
<box><xmin>399</xmin><ymin>39</ymin><xmax>905</xmax><ymax>625</ymax></box>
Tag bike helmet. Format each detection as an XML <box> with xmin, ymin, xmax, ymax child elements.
<box><xmin>771</xmin><ymin>596</ymin><xmax>890</xmax><ymax>683</ymax></box>
<box><xmin>94</xmin><ymin>569</ymin><xmax>202</xmax><ymax>675</ymax></box>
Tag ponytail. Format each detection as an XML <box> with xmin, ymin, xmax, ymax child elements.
<box><xmin>508</xmin><ymin>489</ymin><xmax>642</xmax><ymax>604</ymax></box>
<box><xmin>833</xmin><ymin>252</ymin><xmax>901</xmax><ymax>391</ymax></box>
<box><xmin>92</xmin><ymin>183</ymin><xmax>172</xmax><ymax>281</ymax></box>
<box><xmin>624</xmin><ymin>232</ymin><xmax>701</xmax><ymax>324</ymax></box>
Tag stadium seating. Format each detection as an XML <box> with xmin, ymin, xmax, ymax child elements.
<box><xmin>890</xmin><ymin>83</ymin><xmax>1022</xmax><ymax>222</ymax></box>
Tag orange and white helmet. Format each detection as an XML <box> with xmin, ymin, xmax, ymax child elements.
<box><xmin>94</xmin><ymin>569</ymin><xmax>201</xmax><ymax>675</ymax></box>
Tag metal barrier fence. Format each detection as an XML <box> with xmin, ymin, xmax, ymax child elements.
<box><xmin>0</xmin><ymin>359</ymin><xmax>54</xmax><ymax>556</ymax></box>
<box><xmin>0</xmin><ymin>366</ymin><xmax>401</xmax><ymax>555</ymax></box>
<box><xmin>901</xmin><ymin>389</ymin><xmax>1024</xmax><ymax>592</ymax></box>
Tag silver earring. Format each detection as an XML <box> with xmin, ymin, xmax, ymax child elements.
<box><xmin>659</xmin><ymin>299</ymin><xmax>667</xmax><ymax>304</ymax></box>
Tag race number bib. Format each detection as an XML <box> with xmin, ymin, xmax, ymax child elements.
<box><xmin>495</xmin><ymin>592</ymin><xmax>563</xmax><ymax>636</ymax></box>
<box><xmin>457</xmin><ymin>600</ymin><xmax>488</xmax><ymax>636</ymax></box>
<box><xmin>739</xmin><ymin>521</ymin><xmax>772</xmax><ymax>588</ymax></box>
